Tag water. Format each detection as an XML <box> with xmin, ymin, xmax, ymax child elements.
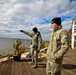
<box><xmin>0</xmin><ymin>38</ymin><xmax>31</xmax><ymax>56</ymax></box>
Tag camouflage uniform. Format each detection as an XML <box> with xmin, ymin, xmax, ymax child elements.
<box><xmin>24</xmin><ymin>31</ymin><xmax>42</xmax><ymax>66</ymax></box>
<box><xmin>46</xmin><ymin>26</ymin><xmax>69</xmax><ymax>75</ymax></box>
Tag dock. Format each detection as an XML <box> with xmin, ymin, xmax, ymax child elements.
<box><xmin>0</xmin><ymin>48</ymin><xmax>76</xmax><ymax>75</ymax></box>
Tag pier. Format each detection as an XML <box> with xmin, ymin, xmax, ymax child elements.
<box><xmin>0</xmin><ymin>47</ymin><xmax>76</xmax><ymax>75</ymax></box>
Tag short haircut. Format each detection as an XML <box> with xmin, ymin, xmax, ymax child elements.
<box><xmin>32</xmin><ymin>27</ymin><xmax>38</xmax><ymax>32</ymax></box>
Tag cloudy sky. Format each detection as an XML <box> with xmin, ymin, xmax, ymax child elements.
<box><xmin>0</xmin><ymin>0</ymin><xmax>76</xmax><ymax>40</ymax></box>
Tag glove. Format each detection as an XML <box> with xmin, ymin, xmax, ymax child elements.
<box><xmin>37</xmin><ymin>50</ymin><xmax>40</xmax><ymax>53</ymax></box>
<box><xmin>20</xmin><ymin>30</ymin><xmax>24</xmax><ymax>32</ymax></box>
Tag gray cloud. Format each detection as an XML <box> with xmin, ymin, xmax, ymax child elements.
<box><xmin>0</xmin><ymin>0</ymin><xmax>76</xmax><ymax>40</ymax></box>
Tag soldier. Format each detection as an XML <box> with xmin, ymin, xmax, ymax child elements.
<box><xmin>46</xmin><ymin>17</ymin><xmax>69</xmax><ymax>75</ymax></box>
<box><xmin>20</xmin><ymin>27</ymin><xmax>42</xmax><ymax>68</ymax></box>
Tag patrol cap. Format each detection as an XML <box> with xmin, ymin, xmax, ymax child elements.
<box><xmin>32</xmin><ymin>27</ymin><xmax>38</xmax><ymax>32</ymax></box>
<box><xmin>52</xmin><ymin>17</ymin><xmax>62</xmax><ymax>25</ymax></box>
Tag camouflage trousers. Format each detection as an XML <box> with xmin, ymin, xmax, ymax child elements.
<box><xmin>46</xmin><ymin>60</ymin><xmax>62</xmax><ymax>75</ymax></box>
<box><xmin>30</xmin><ymin>47</ymin><xmax>33</xmax><ymax>57</ymax></box>
<box><xmin>30</xmin><ymin>47</ymin><xmax>38</xmax><ymax>66</ymax></box>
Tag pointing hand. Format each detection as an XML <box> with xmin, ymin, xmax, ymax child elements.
<box><xmin>20</xmin><ymin>30</ymin><xmax>24</xmax><ymax>33</ymax></box>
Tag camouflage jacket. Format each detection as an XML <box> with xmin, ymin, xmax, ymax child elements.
<box><xmin>46</xmin><ymin>26</ymin><xmax>69</xmax><ymax>61</ymax></box>
<box><xmin>24</xmin><ymin>31</ymin><xmax>42</xmax><ymax>50</ymax></box>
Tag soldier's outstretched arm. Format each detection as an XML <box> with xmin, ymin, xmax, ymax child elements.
<box><xmin>20</xmin><ymin>30</ymin><xmax>33</xmax><ymax>37</ymax></box>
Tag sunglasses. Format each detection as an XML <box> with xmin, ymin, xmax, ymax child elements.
<box><xmin>52</xmin><ymin>22</ymin><xmax>54</xmax><ymax>24</ymax></box>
